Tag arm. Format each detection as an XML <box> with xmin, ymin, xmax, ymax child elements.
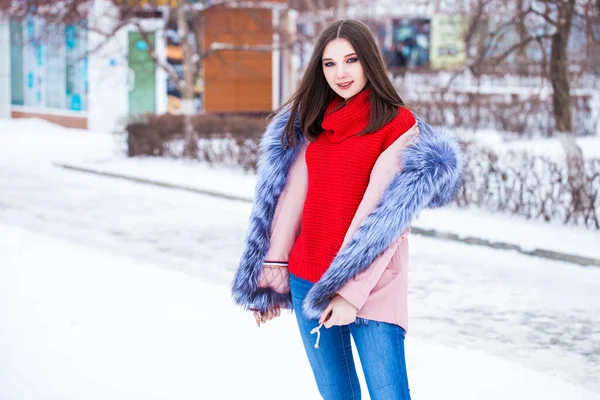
<box><xmin>231</xmin><ymin>111</ymin><xmax>306</xmax><ymax>312</ymax></box>
<box><xmin>335</xmin><ymin>124</ymin><xmax>418</xmax><ymax>310</ymax></box>
<box><xmin>302</xmin><ymin>118</ymin><xmax>463</xmax><ymax>320</ymax></box>
<box><xmin>264</xmin><ymin>144</ymin><xmax>308</xmax><ymax>262</ymax></box>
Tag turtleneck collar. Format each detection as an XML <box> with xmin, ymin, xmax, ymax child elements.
<box><xmin>321</xmin><ymin>88</ymin><xmax>371</xmax><ymax>143</ymax></box>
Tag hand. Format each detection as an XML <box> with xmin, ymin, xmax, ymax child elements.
<box><xmin>253</xmin><ymin>306</ymin><xmax>281</xmax><ymax>327</ymax></box>
<box><xmin>258</xmin><ymin>266</ymin><xmax>290</xmax><ymax>294</ymax></box>
<box><xmin>319</xmin><ymin>295</ymin><xmax>358</xmax><ymax>328</ymax></box>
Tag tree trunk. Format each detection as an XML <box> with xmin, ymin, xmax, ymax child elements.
<box><xmin>561</xmin><ymin>134</ymin><xmax>589</xmax><ymax>224</ymax></box>
<box><xmin>549</xmin><ymin>31</ymin><xmax>573</xmax><ymax>134</ymax></box>
<box><xmin>550</xmin><ymin>0</ymin><xmax>589</xmax><ymax>223</ymax></box>
<box><xmin>177</xmin><ymin>0</ymin><xmax>198</xmax><ymax>158</ymax></box>
<box><xmin>516</xmin><ymin>0</ymin><xmax>528</xmax><ymax>75</ymax></box>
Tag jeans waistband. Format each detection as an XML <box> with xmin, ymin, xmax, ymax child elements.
<box><xmin>289</xmin><ymin>272</ymin><xmax>315</xmax><ymax>290</ymax></box>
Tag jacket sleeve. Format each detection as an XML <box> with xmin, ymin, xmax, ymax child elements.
<box><xmin>230</xmin><ymin>111</ymin><xmax>305</xmax><ymax>312</ymax></box>
<box><xmin>264</xmin><ymin>144</ymin><xmax>308</xmax><ymax>261</ymax></box>
<box><xmin>335</xmin><ymin>124</ymin><xmax>418</xmax><ymax>310</ymax></box>
<box><xmin>301</xmin><ymin>117</ymin><xmax>463</xmax><ymax>320</ymax></box>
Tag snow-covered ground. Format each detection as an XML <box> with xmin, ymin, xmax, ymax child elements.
<box><xmin>2</xmin><ymin>223</ymin><xmax>599</xmax><ymax>400</ymax></box>
<box><xmin>467</xmin><ymin>129</ymin><xmax>600</xmax><ymax>160</ymax></box>
<box><xmin>1</xmin><ymin>117</ymin><xmax>600</xmax><ymax>397</ymax></box>
<box><xmin>28</xmin><ymin>117</ymin><xmax>599</xmax><ymax>262</ymax></box>
<box><xmin>53</xmin><ymin>154</ymin><xmax>600</xmax><ymax>261</ymax></box>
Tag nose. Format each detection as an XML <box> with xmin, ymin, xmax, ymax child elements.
<box><xmin>335</xmin><ymin>64</ymin><xmax>348</xmax><ymax>80</ymax></box>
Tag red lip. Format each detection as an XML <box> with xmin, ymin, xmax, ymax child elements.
<box><xmin>336</xmin><ymin>81</ymin><xmax>353</xmax><ymax>90</ymax></box>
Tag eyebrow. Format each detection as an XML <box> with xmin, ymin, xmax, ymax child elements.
<box><xmin>322</xmin><ymin>53</ymin><xmax>357</xmax><ymax>61</ymax></box>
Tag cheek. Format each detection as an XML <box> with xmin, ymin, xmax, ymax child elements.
<box><xmin>355</xmin><ymin>64</ymin><xmax>366</xmax><ymax>82</ymax></box>
<box><xmin>323</xmin><ymin>68</ymin><xmax>336</xmax><ymax>86</ymax></box>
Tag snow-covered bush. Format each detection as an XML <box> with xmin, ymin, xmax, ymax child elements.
<box><xmin>458</xmin><ymin>142</ymin><xmax>600</xmax><ymax>229</ymax></box>
<box><xmin>396</xmin><ymin>71</ymin><xmax>598</xmax><ymax>138</ymax></box>
<box><xmin>125</xmin><ymin>112</ymin><xmax>600</xmax><ymax>229</ymax></box>
<box><xmin>125</xmin><ymin>113</ymin><xmax>267</xmax><ymax>170</ymax></box>
<box><xmin>405</xmin><ymin>91</ymin><xmax>596</xmax><ymax>138</ymax></box>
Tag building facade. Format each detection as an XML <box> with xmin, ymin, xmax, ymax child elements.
<box><xmin>0</xmin><ymin>0</ymin><xmax>294</xmax><ymax>132</ymax></box>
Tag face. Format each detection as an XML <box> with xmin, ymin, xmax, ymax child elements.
<box><xmin>322</xmin><ymin>38</ymin><xmax>367</xmax><ymax>100</ymax></box>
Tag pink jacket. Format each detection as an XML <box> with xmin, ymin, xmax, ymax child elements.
<box><xmin>265</xmin><ymin>123</ymin><xmax>420</xmax><ymax>331</ymax></box>
<box><xmin>231</xmin><ymin>111</ymin><xmax>462</xmax><ymax>333</ymax></box>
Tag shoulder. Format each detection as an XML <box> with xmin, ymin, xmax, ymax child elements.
<box><xmin>381</xmin><ymin>106</ymin><xmax>417</xmax><ymax>150</ymax></box>
<box><xmin>391</xmin><ymin>106</ymin><xmax>417</xmax><ymax>132</ymax></box>
<box><xmin>260</xmin><ymin>109</ymin><xmax>304</xmax><ymax>151</ymax></box>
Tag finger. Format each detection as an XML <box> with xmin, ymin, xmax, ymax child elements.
<box><xmin>275</xmin><ymin>307</ymin><xmax>281</xmax><ymax>317</ymax></box>
<box><xmin>319</xmin><ymin>303</ymin><xmax>334</xmax><ymax>324</ymax></box>
<box><xmin>266</xmin><ymin>309</ymin><xmax>274</xmax><ymax>321</ymax></box>
<box><xmin>324</xmin><ymin>312</ymin><xmax>336</xmax><ymax>329</ymax></box>
<box><xmin>254</xmin><ymin>311</ymin><xmax>262</xmax><ymax>327</ymax></box>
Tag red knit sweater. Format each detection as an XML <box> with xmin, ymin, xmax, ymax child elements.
<box><xmin>287</xmin><ymin>89</ymin><xmax>416</xmax><ymax>283</ymax></box>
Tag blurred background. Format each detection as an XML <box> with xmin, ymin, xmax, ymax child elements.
<box><xmin>1</xmin><ymin>1</ymin><xmax>600</xmax><ymax>399</ymax></box>
<box><xmin>1</xmin><ymin>0</ymin><xmax>600</xmax><ymax>227</ymax></box>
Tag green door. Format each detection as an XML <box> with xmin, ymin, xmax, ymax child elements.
<box><xmin>128</xmin><ymin>32</ymin><xmax>156</xmax><ymax>116</ymax></box>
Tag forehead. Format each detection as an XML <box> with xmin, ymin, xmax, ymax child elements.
<box><xmin>322</xmin><ymin>38</ymin><xmax>356</xmax><ymax>59</ymax></box>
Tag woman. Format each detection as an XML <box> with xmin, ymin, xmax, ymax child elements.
<box><xmin>231</xmin><ymin>19</ymin><xmax>462</xmax><ymax>400</ymax></box>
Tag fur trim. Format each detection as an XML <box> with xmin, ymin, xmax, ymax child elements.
<box><xmin>416</xmin><ymin>120</ymin><xmax>464</xmax><ymax>208</ymax></box>
<box><xmin>230</xmin><ymin>111</ymin><xmax>303</xmax><ymax>313</ymax></box>
<box><xmin>301</xmin><ymin>117</ymin><xmax>462</xmax><ymax>319</ymax></box>
<box><xmin>231</xmin><ymin>113</ymin><xmax>463</xmax><ymax>318</ymax></box>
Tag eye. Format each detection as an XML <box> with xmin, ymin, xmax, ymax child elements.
<box><xmin>324</xmin><ymin>61</ymin><xmax>335</xmax><ymax>67</ymax></box>
<box><xmin>347</xmin><ymin>57</ymin><xmax>358</xmax><ymax>63</ymax></box>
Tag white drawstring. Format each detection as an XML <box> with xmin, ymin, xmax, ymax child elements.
<box><xmin>310</xmin><ymin>323</ymin><xmax>324</xmax><ymax>349</ymax></box>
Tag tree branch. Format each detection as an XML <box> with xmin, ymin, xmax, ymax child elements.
<box><xmin>132</xmin><ymin>19</ymin><xmax>184</xmax><ymax>92</ymax></box>
<box><xmin>490</xmin><ymin>33</ymin><xmax>554</xmax><ymax>65</ymax></box>
<box><xmin>529</xmin><ymin>6</ymin><xmax>558</xmax><ymax>24</ymax></box>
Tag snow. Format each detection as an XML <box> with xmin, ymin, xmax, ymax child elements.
<box><xmin>0</xmin><ymin>117</ymin><xmax>118</xmax><ymax>166</ymax></box>
<box><xmin>2</xmin><ymin>115</ymin><xmax>599</xmax><ymax>264</ymax></box>
<box><xmin>464</xmin><ymin>129</ymin><xmax>600</xmax><ymax>161</ymax></box>
<box><xmin>413</xmin><ymin>206</ymin><xmax>600</xmax><ymax>259</ymax></box>
<box><xmin>2</xmin><ymin>116</ymin><xmax>600</xmax><ymax>397</ymax></box>
<box><xmin>17</xmin><ymin>116</ymin><xmax>595</xmax><ymax>261</ymax></box>
<box><xmin>73</xmin><ymin>156</ymin><xmax>259</xmax><ymax>200</ymax></box>
<box><xmin>1</xmin><ymin>223</ymin><xmax>599</xmax><ymax>400</ymax></box>
<box><xmin>55</xmin><ymin>154</ymin><xmax>600</xmax><ymax>260</ymax></box>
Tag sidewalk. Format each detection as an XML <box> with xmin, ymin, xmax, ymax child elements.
<box><xmin>54</xmin><ymin>156</ymin><xmax>600</xmax><ymax>268</ymax></box>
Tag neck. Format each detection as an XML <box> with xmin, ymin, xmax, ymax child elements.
<box><xmin>321</xmin><ymin>88</ymin><xmax>371</xmax><ymax>142</ymax></box>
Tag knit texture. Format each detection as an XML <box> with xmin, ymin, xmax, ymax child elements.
<box><xmin>288</xmin><ymin>89</ymin><xmax>416</xmax><ymax>283</ymax></box>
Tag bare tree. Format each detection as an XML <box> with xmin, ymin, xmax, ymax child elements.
<box><xmin>176</xmin><ymin>0</ymin><xmax>197</xmax><ymax>157</ymax></box>
<box><xmin>462</xmin><ymin>0</ymin><xmax>598</xmax><ymax>223</ymax></box>
<box><xmin>464</xmin><ymin>0</ymin><xmax>595</xmax><ymax>134</ymax></box>
<box><xmin>549</xmin><ymin>0</ymin><xmax>577</xmax><ymax>133</ymax></box>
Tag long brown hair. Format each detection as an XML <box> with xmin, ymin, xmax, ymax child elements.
<box><xmin>275</xmin><ymin>19</ymin><xmax>406</xmax><ymax>148</ymax></box>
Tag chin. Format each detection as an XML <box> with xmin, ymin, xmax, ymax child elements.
<box><xmin>339</xmin><ymin>89</ymin><xmax>360</xmax><ymax>99</ymax></box>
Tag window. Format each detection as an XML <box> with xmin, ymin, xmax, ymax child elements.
<box><xmin>9</xmin><ymin>20</ymin><xmax>24</xmax><ymax>106</ymax></box>
<box><xmin>9</xmin><ymin>17</ymin><xmax>88</xmax><ymax>112</ymax></box>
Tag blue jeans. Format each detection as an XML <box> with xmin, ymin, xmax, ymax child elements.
<box><xmin>290</xmin><ymin>273</ymin><xmax>411</xmax><ymax>400</ymax></box>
